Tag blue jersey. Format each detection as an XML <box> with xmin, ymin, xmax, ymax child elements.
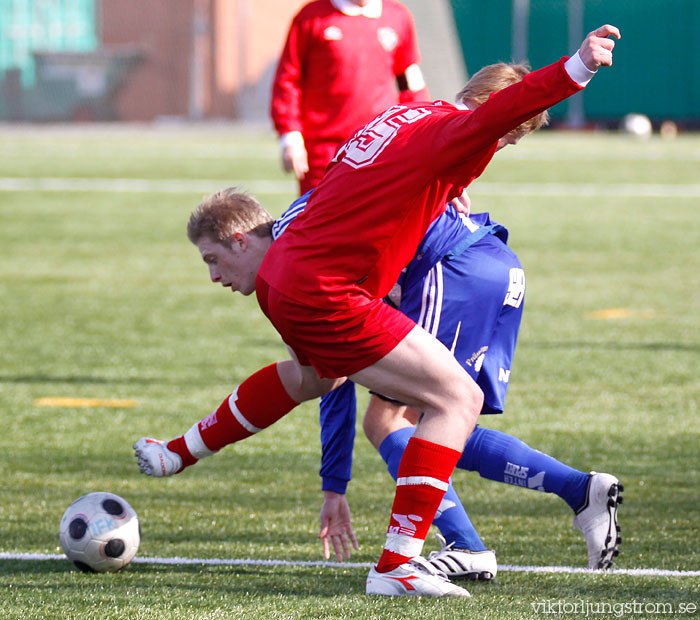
<box><xmin>405</xmin><ymin>204</ymin><xmax>507</xmax><ymax>292</ymax></box>
<box><xmin>271</xmin><ymin>190</ymin><xmax>313</xmax><ymax>241</ymax></box>
<box><xmin>272</xmin><ymin>192</ymin><xmax>522</xmax><ymax>493</ymax></box>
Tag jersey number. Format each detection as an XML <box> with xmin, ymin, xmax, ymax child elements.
<box><xmin>335</xmin><ymin>105</ymin><xmax>432</xmax><ymax>169</ymax></box>
<box><xmin>504</xmin><ymin>268</ymin><xmax>525</xmax><ymax>308</ymax></box>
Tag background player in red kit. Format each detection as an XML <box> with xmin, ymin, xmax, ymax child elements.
<box><xmin>270</xmin><ymin>0</ymin><xmax>429</xmax><ymax>194</ymax></box>
<box><xmin>136</xmin><ymin>25</ymin><xmax>621</xmax><ymax>597</ymax></box>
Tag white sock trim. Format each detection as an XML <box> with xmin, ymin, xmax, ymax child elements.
<box><xmin>184</xmin><ymin>423</ymin><xmax>216</xmax><ymax>459</ymax></box>
<box><xmin>384</xmin><ymin>533</ymin><xmax>424</xmax><ymax>557</ymax></box>
<box><xmin>229</xmin><ymin>390</ymin><xmax>263</xmax><ymax>434</ymax></box>
<box><xmin>396</xmin><ymin>476</ymin><xmax>449</xmax><ymax>492</ymax></box>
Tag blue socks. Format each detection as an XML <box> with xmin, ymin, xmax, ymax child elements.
<box><xmin>457</xmin><ymin>426</ymin><xmax>590</xmax><ymax>512</ymax></box>
<box><xmin>378</xmin><ymin>425</ymin><xmax>592</xmax><ymax>551</ymax></box>
<box><xmin>379</xmin><ymin>427</ymin><xmax>488</xmax><ymax>551</ymax></box>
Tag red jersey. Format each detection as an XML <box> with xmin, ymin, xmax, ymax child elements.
<box><xmin>270</xmin><ymin>0</ymin><xmax>426</xmax><ymax>143</ymax></box>
<box><xmin>260</xmin><ymin>58</ymin><xmax>582</xmax><ymax>309</ymax></box>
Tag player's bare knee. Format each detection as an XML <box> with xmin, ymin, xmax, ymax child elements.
<box><xmin>363</xmin><ymin>395</ymin><xmax>406</xmax><ymax>450</ymax></box>
<box><xmin>442</xmin><ymin>376</ymin><xmax>483</xmax><ymax>429</ymax></box>
<box><xmin>461</xmin><ymin>377</ymin><xmax>484</xmax><ymax>425</ymax></box>
<box><xmin>278</xmin><ymin>360</ymin><xmax>343</xmax><ymax>402</ymax></box>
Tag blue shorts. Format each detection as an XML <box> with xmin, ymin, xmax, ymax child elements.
<box><xmin>397</xmin><ymin>233</ymin><xmax>525</xmax><ymax>414</ymax></box>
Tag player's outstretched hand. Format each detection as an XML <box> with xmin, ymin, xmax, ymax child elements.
<box><xmin>318</xmin><ymin>491</ymin><xmax>359</xmax><ymax>562</ymax></box>
<box><xmin>578</xmin><ymin>25</ymin><xmax>621</xmax><ymax>72</ymax></box>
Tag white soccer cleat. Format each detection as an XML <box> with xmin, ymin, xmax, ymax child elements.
<box><xmin>573</xmin><ymin>472</ymin><xmax>623</xmax><ymax>570</ymax></box>
<box><xmin>133</xmin><ymin>437</ymin><xmax>183</xmax><ymax>477</ymax></box>
<box><xmin>428</xmin><ymin>534</ymin><xmax>498</xmax><ymax>580</ymax></box>
<box><xmin>366</xmin><ymin>556</ymin><xmax>470</xmax><ymax>597</ymax></box>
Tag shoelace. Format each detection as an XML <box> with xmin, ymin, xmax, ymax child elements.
<box><xmin>427</xmin><ymin>533</ymin><xmax>455</xmax><ymax>559</ymax></box>
<box><xmin>408</xmin><ymin>556</ymin><xmax>450</xmax><ymax>581</ymax></box>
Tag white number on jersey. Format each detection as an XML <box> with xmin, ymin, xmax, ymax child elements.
<box><xmin>335</xmin><ymin>105</ymin><xmax>433</xmax><ymax>169</ymax></box>
<box><xmin>504</xmin><ymin>268</ymin><xmax>526</xmax><ymax>308</ymax></box>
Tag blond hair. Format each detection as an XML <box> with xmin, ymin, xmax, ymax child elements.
<box><xmin>456</xmin><ymin>63</ymin><xmax>550</xmax><ymax>138</ymax></box>
<box><xmin>187</xmin><ymin>188</ymin><xmax>274</xmax><ymax>244</ymax></box>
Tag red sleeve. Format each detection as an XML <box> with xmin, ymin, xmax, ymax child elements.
<box><xmin>391</xmin><ymin>4</ymin><xmax>419</xmax><ymax>75</ymax></box>
<box><xmin>393</xmin><ymin>5</ymin><xmax>429</xmax><ymax>103</ymax></box>
<box><xmin>399</xmin><ymin>84</ymin><xmax>430</xmax><ymax>104</ymax></box>
<box><xmin>270</xmin><ymin>12</ymin><xmax>309</xmax><ymax>136</ymax></box>
<box><xmin>431</xmin><ymin>57</ymin><xmax>581</xmax><ymax>174</ymax></box>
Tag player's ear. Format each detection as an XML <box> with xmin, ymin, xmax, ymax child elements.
<box><xmin>233</xmin><ymin>231</ymin><xmax>249</xmax><ymax>250</ymax></box>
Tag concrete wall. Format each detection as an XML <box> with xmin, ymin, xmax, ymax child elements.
<box><xmin>99</xmin><ymin>0</ymin><xmax>467</xmax><ymax>122</ymax></box>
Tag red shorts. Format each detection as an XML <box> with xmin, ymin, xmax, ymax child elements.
<box><xmin>256</xmin><ymin>275</ymin><xmax>415</xmax><ymax>378</ymax></box>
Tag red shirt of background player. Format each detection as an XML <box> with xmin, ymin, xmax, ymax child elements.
<box><xmin>271</xmin><ymin>0</ymin><xmax>428</xmax><ymax>192</ymax></box>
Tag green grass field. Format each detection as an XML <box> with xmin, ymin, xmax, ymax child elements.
<box><xmin>0</xmin><ymin>125</ymin><xmax>698</xmax><ymax>619</ymax></box>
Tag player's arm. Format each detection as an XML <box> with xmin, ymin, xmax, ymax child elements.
<box><xmin>396</xmin><ymin>64</ymin><xmax>429</xmax><ymax>103</ymax></box>
<box><xmin>433</xmin><ymin>24</ymin><xmax>621</xmax><ymax>170</ymax></box>
<box><xmin>318</xmin><ymin>381</ymin><xmax>360</xmax><ymax>561</ymax></box>
<box><xmin>270</xmin><ymin>13</ymin><xmax>309</xmax><ymax>179</ymax></box>
<box><xmin>393</xmin><ymin>6</ymin><xmax>429</xmax><ymax>103</ymax></box>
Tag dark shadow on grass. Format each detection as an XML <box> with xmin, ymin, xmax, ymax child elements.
<box><xmin>0</xmin><ymin>559</ymin><xmax>367</xmax><ymax>597</ymax></box>
<box><xmin>0</xmin><ymin>559</ymin><xmax>75</xmax><ymax>575</ymax></box>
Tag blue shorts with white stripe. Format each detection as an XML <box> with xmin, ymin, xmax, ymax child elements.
<box><xmin>397</xmin><ymin>233</ymin><xmax>525</xmax><ymax>415</ymax></box>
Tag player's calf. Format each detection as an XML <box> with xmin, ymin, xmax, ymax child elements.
<box><xmin>133</xmin><ymin>363</ymin><xmax>299</xmax><ymax>477</ymax></box>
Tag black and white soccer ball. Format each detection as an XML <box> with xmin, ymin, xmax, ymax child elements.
<box><xmin>58</xmin><ymin>492</ymin><xmax>140</xmax><ymax>573</ymax></box>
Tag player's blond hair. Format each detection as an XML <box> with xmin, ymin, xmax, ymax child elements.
<box><xmin>187</xmin><ymin>188</ymin><xmax>274</xmax><ymax>244</ymax></box>
<box><xmin>455</xmin><ymin>63</ymin><xmax>550</xmax><ymax>138</ymax></box>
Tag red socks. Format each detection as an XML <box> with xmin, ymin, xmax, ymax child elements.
<box><xmin>166</xmin><ymin>363</ymin><xmax>298</xmax><ymax>470</ymax></box>
<box><xmin>375</xmin><ymin>437</ymin><xmax>462</xmax><ymax>573</ymax></box>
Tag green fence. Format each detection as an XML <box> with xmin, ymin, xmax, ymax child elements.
<box><xmin>449</xmin><ymin>0</ymin><xmax>699</xmax><ymax>123</ymax></box>
<box><xmin>0</xmin><ymin>0</ymin><xmax>98</xmax><ymax>88</ymax></box>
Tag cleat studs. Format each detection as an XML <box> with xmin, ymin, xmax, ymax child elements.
<box><xmin>618</xmin><ymin>496</ymin><xmax>623</xmax><ymax>504</ymax></box>
<box><xmin>613</xmin><ymin>549</ymin><xmax>620</xmax><ymax>557</ymax></box>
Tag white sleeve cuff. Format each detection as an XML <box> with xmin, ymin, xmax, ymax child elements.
<box><xmin>564</xmin><ymin>51</ymin><xmax>597</xmax><ymax>87</ymax></box>
<box><xmin>280</xmin><ymin>131</ymin><xmax>304</xmax><ymax>150</ymax></box>
<box><xmin>404</xmin><ymin>64</ymin><xmax>426</xmax><ymax>92</ymax></box>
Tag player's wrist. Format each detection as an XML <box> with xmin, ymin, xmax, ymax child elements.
<box><xmin>564</xmin><ymin>51</ymin><xmax>596</xmax><ymax>86</ymax></box>
<box><xmin>322</xmin><ymin>476</ymin><xmax>348</xmax><ymax>494</ymax></box>
<box><xmin>280</xmin><ymin>131</ymin><xmax>304</xmax><ymax>150</ymax></box>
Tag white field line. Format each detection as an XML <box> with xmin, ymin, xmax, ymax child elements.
<box><xmin>1</xmin><ymin>177</ymin><xmax>700</xmax><ymax>198</ymax></box>
<box><xmin>0</xmin><ymin>177</ymin><xmax>296</xmax><ymax>194</ymax></box>
<box><xmin>1</xmin><ymin>552</ymin><xmax>699</xmax><ymax>578</ymax></box>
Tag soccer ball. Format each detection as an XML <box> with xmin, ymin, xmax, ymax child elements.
<box><xmin>620</xmin><ymin>113</ymin><xmax>652</xmax><ymax>138</ymax></box>
<box><xmin>59</xmin><ymin>492</ymin><xmax>140</xmax><ymax>572</ymax></box>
